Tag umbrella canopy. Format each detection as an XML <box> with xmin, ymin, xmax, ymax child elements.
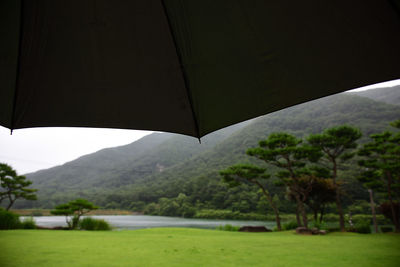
<box><xmin>1</xmin><ymin>0</ymin><xmax>400</xmax><ymax>138</ymax></box>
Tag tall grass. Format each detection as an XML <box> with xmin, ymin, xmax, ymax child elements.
<box><xmin>216</xmin><ymin>224</ymin><xmax>240</xmax><ymax>231</ymax></box>
<box><xmin>0</xmin><ymin>208</ymin><xmax>21</xmax><ymax>229</ymax></box>
<box><xmin>79</xmin><ymin>217</ymin><xmax>111</xmax><ymax>231</ymax></box>
<box><xmin>20</xmin><ymin>217</ymin><xmax>36</xmax><ymax>229</ymax></box>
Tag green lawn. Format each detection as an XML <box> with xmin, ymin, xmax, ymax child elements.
<box><xmin>0</xmin><ymin>228</ymin><xmax>399</xmax><ymax>267</ymax></box>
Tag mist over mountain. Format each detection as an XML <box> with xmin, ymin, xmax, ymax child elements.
<box><xmin>19</xmin><ymin>87</ymin><xmax>399</xmax><ymax>210</ymax></box>
<box><xmin>349</xmin><ymin>85</ymin><xmax>400</xmax><ymax>106</ymax></box>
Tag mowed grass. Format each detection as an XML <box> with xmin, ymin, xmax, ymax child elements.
<box><xmin>0</xmin><ymin>228</ymin><xmax>399</xmax><ymax>267</ymax></box>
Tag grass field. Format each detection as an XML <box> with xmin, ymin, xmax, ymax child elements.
<box><xmin>0</xmin><ymin>228</ymin><xmax>399</xmax><ymax>267</ymax></box>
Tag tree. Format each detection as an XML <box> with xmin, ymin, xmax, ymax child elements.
<box><xmin>220</xmin><ymin>164</ymin><xmax>282</xmax><ymax>231</ymax></box>
<box><xmin>304</xmin><ymin>178</ymin><xmax>336</xmax><ymax>223</ymax></box>
<box><xmin>307</xmin><ymin>125</ymin><xmax>362</xmax><ymax>231</ymax></box>
<box><xmin>358</xmin><ymin>125</ymin><xmax>400</xmax><ymax>232</ymax></box>
<box><xmin>0</xmin><ymin>163</ymin><xmax>37</xmax><ymax>210</ymax></box>
<box><xmin>247</xmin><ymin>133</ymin><xmax>322</xmax><ymax>228</ymax></box>
<box><xmin>51</xmin><ymin>199</ymin><xmax>98</xmax><ymax>229</ymax></box>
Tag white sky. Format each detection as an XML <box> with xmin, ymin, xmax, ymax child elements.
<box><xmin>1</xmin><ymin>79</ymin><xmax>399</xmax><ymax>175</ymax></box>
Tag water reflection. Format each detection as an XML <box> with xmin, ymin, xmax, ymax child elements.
<box><xmin>26</xmin><ymin>215</ymin><xmax>275</xmax><ymax>230</ymax></box>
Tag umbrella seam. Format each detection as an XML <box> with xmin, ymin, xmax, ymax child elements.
<box><xmin>10</xmin><ymin>0</ymin><xmax>25</xmax><ymax>133</ymax></box>
<box><xmin>160</xmin><ymin>0</ymin><xmax>201</xmax><ymax>142</ymax></box>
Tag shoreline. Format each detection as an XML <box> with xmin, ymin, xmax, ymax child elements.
<box><xmin>10</xmin><ymin>209</ymin><xmax>142</xmax><ymax>216</ymax></box>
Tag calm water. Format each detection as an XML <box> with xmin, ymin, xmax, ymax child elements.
<box><xmin>27</xmin><ymin>215</ymin><xmax>275</xmax><ymax>230</ymax></box>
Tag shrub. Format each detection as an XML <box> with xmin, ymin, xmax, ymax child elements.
<box><xmin>380</xmin><ymin>226</ymin><xmax>393</xmax><ymax>233</ymax></box>
<box><xmin>79</xmin><ymin>217</ymin><xmax>111</xmax><ymax>231</ymax></box>
<box><xmin>311</xmin><ymin>221</ymin><xmax>327</xmax><ymax>230</ymax></box>
<box><xmin>355</xmin><ymin>220</ymin><xmax>371</xmax><ymax>234</ymax></box>
<box><xmin>282</xmin><ymin>221</ymin><xmax>298</xmax><ymax>230</ymax></box>
<box><xmin>31</xmin><ymin>211</ymin><xmax>43</xmax><ymax>216</ymax></box>
<box><xmin>351</xmin><ymin>214</ymin><xmax>388</xmax><ymax>225</ymax></box>
<box><xmin>216</xmin><ymin>224</ymin><xmax>240</xmax><ymax>231</ymax></box>
<box><xmin>0</xmin><ymin>208</ymin><xmax>21</xmax><ymax>229</ymax></box>
<box><xmin>322</xmin><ymin>213</ymin><xmax>339</xmax><ymax>222</ymax></box>
<box><xmin>380</xmin><ymin>201</ymin><xmax>400</xmax><ymax>225</ymax></box>
<box><xmin>194</xmin><ymin>209</ymin><xmax>270</xmax><ymax>221</ymax></box>
<box><xmin>20</xmin><ymin>217</ymin><xmax>36</xmax><ymax>229</ymax></box>
<box><xmin>94</xmin><ymin>219</ymin><xmax>112</xmax><ymax>231</ymax></box>
<box><xmin>326</xmin><ymin>227</ymin><xmax>340</xmax><ymax>233</ymax></box>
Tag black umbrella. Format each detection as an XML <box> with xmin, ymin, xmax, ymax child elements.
<box><xmin>1</xmin><ymin>0</ymin><xmax>400</xmax><ymax>138</ymax></box>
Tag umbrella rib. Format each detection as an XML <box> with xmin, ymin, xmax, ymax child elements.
<box><xmin>10</xmin><ymin>0</ymin><xmax>25</xmax><ymax>133</ymax></box>
<box><xmin>160</xmin><ymin>0</ymin><xmax>201</xmax><ymax>142</ymax></box>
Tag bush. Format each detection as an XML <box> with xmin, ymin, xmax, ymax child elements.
<box><xmin>20</xmin><ymin>217</ymin><xmax>36</xmax><ymax>229</ymax></box>
<box><xmin>0</xmin><ymin>208</ymin><xmax>21</xmax><ymax>229</ymax></box>
<box><xmin>380</xmin><ymin>201</ymin><xmax>400</xmax><ymax>225</ymax></box>
<box><xmin>282</xmin><ymin>221</ymin><xmax>298</xmax><ymax>230</ymax></box>
<box><xmin>216</xmin><ymin>224</ymin><xmax>240</xmax><ymax>231</ymax></box>
<box><xmin>311</xmin><ymin>221</ymin><xmax>327</xmax><ymax>230</ymax></box>
<box><xmin>31</xmin><ymin>211</ymin><xmax>43</xmax><ymax>216</ymax></box>
<box><xmin>79</xmin><ymin>217</ymin><xmax>111</xmax><ymax>231</ymax></box>
<box><xmin>326</xmin><ymin>227</ymin><xmax>340</xmax><ymax>233</ymax></box>
<box><xmin>94</xmin><ymin>219</ymin><xmax>112</xmax><ymax>231</ymax></box>
<box><xmin>351</xmin><ymin>214</ymin><xmax>388</xmax><ymax>225</ymax></box>
<box><xmin>380</xmin><ymin>226</ymin><xmax>393</xmax><ymax>233</ymax></box>
<box><xmin>194</xmin><ymin>209</ymin><xmax>270</xmax><ymax>221</ymax></box>
<box><xmin>322</xmin><ymin>213</ymin><xmax>339</xmax><ymax>222</ymax></box>
<box><xmin>354</xmin><ymin>220</ymin><xmax>371</xmax><ymax>234</ymax></box>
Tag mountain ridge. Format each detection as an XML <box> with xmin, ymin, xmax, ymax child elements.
<box><xmin>19</xmin><ymin>87</ymin><xmax>400</xmax><ymax>209</ymax></box>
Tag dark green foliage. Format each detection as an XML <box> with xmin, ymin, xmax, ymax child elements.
<box><xmin>390</xmin><ymin>119</ymin><xmax>400</xmax><ymax>129</ymax></box>
<box><xmin>0</xmin><ymin>208</ymin><xmax>21</xmax><ymax>229</ymax></box>
<box><xmin>12</xmin><ymin>90</ymin><xmax>400</xmax><ymax>222</ymax></box>
<box><xmin>282</xmin><ymin>221</ymin><xmax>298</xmax><ymax>230</ymax></box>
<box><xmin>247</xmin><ymin>132</ymin><xmax>323</xmax><ymax>228</ymax></box>
<box><xmin>379</xmin><ymin>201</ymin><xmax>400</xmax><ymax>225</ymax></box>
<box><xmin>216</xmin><ymin>224</ymin><xmax>240</xmax><ymax>231</ymax></box>
<box><xmin>380</xmin><ymin>226</ymin><xmax>393</xmax><ymax>233</ymax></box>
<box><xmin>51</xmin><ymin>199</ymin><xmax>98</xmax><ymax>229</ymax></box>
<box><xmin>31</xmin><ymin>211</ymin><xmax>43</xmax><ymax>216</ymax></box>
<box><xmin>193</xmin><ymin>209</ymin><xmax>270</xmax><ymax>221</ymax></box>
<box><xmin>220</xmin><ymin>164</ymin><xmax>282</xmax><ymax>230</ymax></box>
<box><xmin>326</xmin><ymin>227</ymin><xmax>340</xmax><ymax>233</ymax></box>
<box><xmin>310</xmin><ymin>220</ymin><xmax>327</xmax><ymax>230</ymax></box>
<box><xmin>20</xmin><ymin>217</ymin><xmax>36</xmax><ymax>229</ymax></box>
<box><xmin>144</xmin><ymin>193</ymin><xmax>197</xmax><ymax>218</ymax></box>
<box><xmin>79</xmin><ymin>217</ymin><xmax>111</xmax><ymax>231</ymax></box>
<box><xmin>0</xmin><ymin>163</ymin><xmax>37</xmax><ymax>210</ymax></box>
<box><xmin>143</xmin><ymin>203</ymin><xmax>159</xmax><ymax>215</ymax></box>
<box><xmin>354</xmin><ymin>220</ymin><xmax>372</xmax><ymax>234</ymax></box>
<box><xmin>307</xmin><ymin>125</ymin><xmax>362</xmax><ymax>231</ymax></box>
<box><xmin>305</xmin><ymin>178</ymin><xmax>336</xmax><ymax>223</ymax></box>
<box><xmin>358</xmin><ymin>121</ymin><xmax>400</xmax><ymax>231</ymax></box>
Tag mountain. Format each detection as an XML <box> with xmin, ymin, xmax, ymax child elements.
<box><xmin>349</xmin><ymin>85</ymin><xmax>400</xmax><ymax>106</ymax></box>
<box><xmin>19</xmin><ymin>87</ymin><xmax>400</xmax><ymax>210</ymax></box>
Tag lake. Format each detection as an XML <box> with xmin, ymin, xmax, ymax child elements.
<box><xmin>27</xmin><ymin>215</ymin><xmax>276</xmax><ymax>230</ymax></box>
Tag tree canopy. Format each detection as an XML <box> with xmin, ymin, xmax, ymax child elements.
<box><xmin>220</xmin><ymin>164</ymin><xmax>281</xmax><ymax>230</ymax></box>
<box><xmin>358</xmin><ymin>125</ymin><xmax>400</xmax><ymax>232</ymax></box>
<box><xmin>307</xmin><ymin>125</ymin><xmax>362</xmax><ymax>231</ymax></box>
<box><xmin>0</xmin><ymin>163</ymin><xmax>37</xmax><ymax>210</ymax></box>
<box><xmin>51</xmin><ymin>199</ymin><xmax>98</xmax><ymax>229</ymax></box>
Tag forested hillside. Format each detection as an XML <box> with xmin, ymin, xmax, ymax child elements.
<box><xmin>349</xmin><ymin>85</ymin><xmax>400</xmax><ymax>106</ymax></box>
<box><xmin>18</xmin><ymin>88</ymin><xmax>399</xmax><ymax>218</ymax></box>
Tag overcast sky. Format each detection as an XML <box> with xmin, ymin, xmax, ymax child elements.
<box><xmin>1</xmin><ymin>79</ymin><xmax>399</xmax><ymax>175</ymax></box>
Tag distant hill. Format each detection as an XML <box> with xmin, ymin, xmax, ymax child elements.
<box><xmin>349</xmin><ymin>85</ymin><xmax>400</xmax><ymax>106</ymax></box>
<box><xmin>19</xmin><ymin>87</ymin><xmax>400</xmax><ymax>211</ymax></box>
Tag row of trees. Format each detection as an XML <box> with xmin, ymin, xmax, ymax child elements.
<box><xmin>221</xmin><ymin>121</ymin><xmax>399</xmax><ymax>231</ymax></box>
